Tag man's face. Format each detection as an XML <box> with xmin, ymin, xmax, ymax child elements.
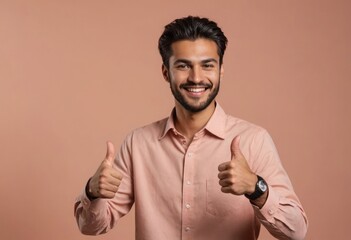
<box><xmin>162</xmin><ymin>38</ymin><xmax>224</xmax><ymax>113</ymax></box>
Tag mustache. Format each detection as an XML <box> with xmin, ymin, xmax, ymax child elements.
<box><xmin>180</xmin><ymin>82</ymin><xmax>213</xmax><ymax>88</ymax></box>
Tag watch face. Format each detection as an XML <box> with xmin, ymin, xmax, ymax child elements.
<box><xmin>258</xmin><ymin>180</ymin><xmax>267</xmax><ymax>192</ymax></box>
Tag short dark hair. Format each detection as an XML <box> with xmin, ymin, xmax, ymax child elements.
<box><xmin>158</xmin><ymin>16</ymin><xmax>228</xmax><ymax>68</ymax></box>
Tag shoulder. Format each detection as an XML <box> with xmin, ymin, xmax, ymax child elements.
<box><xmin>225</xmin><ymin>114</ymin><xmax>269</xmax><ymax>137</ymax></box>
<box><xmin>124</xmin><ymin>117</ymin><xmax>169</xmax><ymax>142</ymax></box>
<box><xmin>223</xmin><ymin>114</ymin><xmax>277</xmax><ymax>154</ymax></box>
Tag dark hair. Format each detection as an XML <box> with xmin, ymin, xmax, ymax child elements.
<box><xmin>158</xmin><ymin>16</ymin><xmax>228</xmax><ymax>68</ymax></box>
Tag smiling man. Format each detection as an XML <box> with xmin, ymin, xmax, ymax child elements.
<box><xmin>165</xmin><ymin>39</ymin><xmax>221</xmax><ymax>113</ymax></box>
<box><xmin>74</xmin><ymin>16</ymin><xmax>308</xmax><ymax>240</ymax></box>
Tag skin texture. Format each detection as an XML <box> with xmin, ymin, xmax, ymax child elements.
<box><xmin>88</xmin><ymin>141</ymin><xmax>123</xmax><ymax>199</ymax></box>
<box><xmin>218</xmin><ymin>136</ymin><xmax>257</xmax><ymax>195</ymax></box>
<box><xmin>89</xmin><ymin>38</ymin><xmax>267</xmax><ymax>208</ymax></box>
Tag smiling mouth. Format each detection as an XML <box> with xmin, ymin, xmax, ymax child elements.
<box><xmin>181</xmin><ymin>85</ymin><xmax>211</xmax><ymax>93</ymax></box>
<box><xmin>184</xmin><ymin>87</ymin><xmax>207</xmax><ymax>93</ymax></box>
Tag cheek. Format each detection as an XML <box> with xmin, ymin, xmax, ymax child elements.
<box><xmin>205</xmin><ymin>71</ymin><xmax>220</xmax><ymax>81</ymax></box>
<box><xmin>170</xmin><ymin>71</ymin><xmax>189</xmax><ymax>83</ymax></box>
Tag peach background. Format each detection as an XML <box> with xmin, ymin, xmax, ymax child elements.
<box><xmin>0</xmin><ymin>0</ymin><xmax>350</xmax><ymax>239</ymax></box>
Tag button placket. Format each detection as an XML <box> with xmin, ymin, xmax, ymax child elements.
<box><xmin>181</xmin><ymin>143</ymin><xmax>196</xmax><ymax>238</ymax></box>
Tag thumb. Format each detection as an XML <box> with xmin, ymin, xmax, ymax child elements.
<box><xmin>105</xmin><ymin>141</ymin><xmax>116</xmax><ymax>166</ymax></box>
<box><xmin>231</xmin><ymin>135</ymin><xmax>242</xmax><ymax>160</ymax></box>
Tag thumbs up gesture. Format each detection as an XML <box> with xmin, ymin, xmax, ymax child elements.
<box><xmin>88</xmin><ymin>141</ymin><xmax>123</xmax><ymax>199</ymax></box>
<box><xmin>218</xmin><ymin>136</ymin><xmax>257</xmax><ymax>195</ymax></box>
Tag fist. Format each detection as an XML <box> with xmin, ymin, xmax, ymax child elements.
<box><xmin>88</xmin><ymin>141</ymin><xmax>123</xmax><ymax>199</ymax></box>
<box><xmin>218</xmin><ymin>136</ymin><xmax>257</xmax><ymax>195</ymax></box>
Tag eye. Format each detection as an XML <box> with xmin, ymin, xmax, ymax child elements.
<box><xmin>176</xmin><ymin>64</ymin><xmax>190</xmax><ymax>70</ymax></box>
<box><xmin>203</xmin><ymin>63</ymin><xmax>215</xmax><ymax>69</ymax></box>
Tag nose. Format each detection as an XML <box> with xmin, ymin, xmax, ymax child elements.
<box><xmin>188</xmin><ymin>65</ymin><xmax>204</xmax><ymax>83</ymax></box>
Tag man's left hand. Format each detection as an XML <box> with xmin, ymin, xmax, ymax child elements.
<box><xmin>218</xmin><ymin>136</ymin><xmax>257</xmax><ymax>195</ymax></box>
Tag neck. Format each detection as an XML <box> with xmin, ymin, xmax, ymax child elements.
<box><xmin>174</xmin><ymin>101</ymin><xmax>216</xmax><ymax>140</ymax></box>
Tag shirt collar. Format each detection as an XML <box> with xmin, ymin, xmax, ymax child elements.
<box><xmin>204</xmin><ymin>102</ymin><xmax>226</xmax><ymax>139</ymax></box>
<box><xmin>159</xmin><ymin>108</ymin><xmax>177</xmax><ymax>140</ymax></box>
<box><xmin>159</xmin><ymin>102</ymin><xmax>227</xmax><ymax>140</ymax></box>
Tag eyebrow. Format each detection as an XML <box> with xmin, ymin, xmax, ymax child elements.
<box><xmin>173</xmin><ymin>58</ymin><xmax>218</xmax><ymax>65</ymax></box>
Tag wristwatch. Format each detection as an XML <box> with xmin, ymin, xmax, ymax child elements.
<box><xmin>245</xmin><ymin>175</ymin><xmax>268</xmax><ymax>200</ymax></box>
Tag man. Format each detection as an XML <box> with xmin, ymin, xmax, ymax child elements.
<box><xmin>74</xmin><ymin>16</ymin><xmax>308</xmax><ymax>239</ymax></box>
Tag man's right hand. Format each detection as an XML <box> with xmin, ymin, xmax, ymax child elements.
<box><xmin>87</xmin><ymin>141</ymin><xmax>123</xmax><ymax>199</ymax></box>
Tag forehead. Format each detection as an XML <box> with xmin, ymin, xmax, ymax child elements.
<box><xmin>169</xmin><ymin>39</ymin><xmax>219</xmax><ymax>62</ymax></box>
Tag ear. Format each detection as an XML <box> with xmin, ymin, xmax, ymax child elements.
<box><xmin>220</xmin><ymin>64</ymin><xmax>224</xmax><ymax>79</ymax></box>
<box><xmin>162</xmin><ymin>64</ymin><xmax>170</xmax><ymax>83</ymax></box>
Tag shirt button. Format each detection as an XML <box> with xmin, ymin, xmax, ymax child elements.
<box><xmin>185</xmin><ymin>203</ymin><xmax>191</xmax><ymax>209</ymax></box>
<box><xmin>187</xmin><ymin>153</ymin><xmax>193</xmax><ymax>157</ymax></box>
<box><xmin>268</xmin><ymin>209</ymin><xmax>274</xmax><ymax>215</ymax></box>
<box><xmin>186</xmin><ymin>180</ymin><xmax>191</xmax><ymax>185</ymax></box>
<box><xmin>185</xmin><ymin>226</ymin><xmax>190</xmax><ymax>232</ymax></box>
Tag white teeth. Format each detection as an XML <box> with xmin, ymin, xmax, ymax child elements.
<box><xmin>187</xmin><ymin>88</ymin><xmax>205</xmax><ymax>93</ymax></box>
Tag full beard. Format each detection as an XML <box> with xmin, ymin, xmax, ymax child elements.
<box><xmin>170</xmin><ymin>80</ymin><xmax>220</xmax><ymax>113</ymax></box>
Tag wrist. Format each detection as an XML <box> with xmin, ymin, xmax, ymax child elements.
<box><xmin>245</xmin><ymin>175</ymin><xmax>268</xmax><ymax>200</ymax></box>
<box><xmin>246</xmin><ymin>174</ymin><xmax>258</xmax><ymax>195</ymax></box>
<box><xmin>250</xmin><ymin>190</ymin><xmax>269</xmax><ymax>209</ymax></box>
<box><xmin>85</xmin><ymin>178</ymin><xmax>98</xmax><ymax>201</ymax></box>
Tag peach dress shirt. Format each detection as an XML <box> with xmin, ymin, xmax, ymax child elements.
<box><xmin>74</xmin><ymin>103</ymin><xmax>308</xmax><ymax>240</ymax></box>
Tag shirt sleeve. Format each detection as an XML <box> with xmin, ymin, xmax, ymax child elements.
<box><xmin>249</xmin><ymin>129</ymin><xmax>308</xmax><ymax>240</ymax></box>
<box><xmin>73</xmin><ymin>135</ymin><xmax>135</xmax><ymax>235</ymax></box>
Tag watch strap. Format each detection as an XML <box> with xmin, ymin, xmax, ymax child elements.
<box><xmin>245</xmin><ymin>175</ymin><xmax>267</xmax><ymax>200</ymax></box>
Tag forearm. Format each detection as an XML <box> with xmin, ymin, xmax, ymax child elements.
<box><xmin>74</xmin><ymin>174</ymin><xmax>134</xmax><ymax>235</ymax></box>
<box><xmin>253</xmin><ymin>187</ymin><xmax>308</xmax><ymax>240</ymax></box>
<box><xmin>248</xmin><ymin>130</ymin><xmax>308</xmax><ymax>239</ymax></box>
<box><xmin>74</xmin><ymin>190</ymin><xmax>113</xmax><ymax>235</ymax></box>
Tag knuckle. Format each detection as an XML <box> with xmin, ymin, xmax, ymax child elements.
<box><xmin>101</xmin><ymin>168</ymin><xmax>109</xmax><ymax>176</ymax></box>
<box><xmin>98</xmin><ymin>177</ymin><xmax>105</xmax><ymax>186</ymax></box>
<box><xmin>98</xmin><ymin>189</ymin><xmax>104</xmax><ymax>196</ymax></box>
<box><xmin>230</xmin><ymin>177</ymin><xmax>236</xmax><ymax>184</ymax></box>
<box><xmin>98</xmin><ymin>182</ymin><xmax>104</xmax><ymax>190</ymax></box>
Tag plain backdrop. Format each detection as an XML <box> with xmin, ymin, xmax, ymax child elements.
<box><xmin>0</xmin><ymin>0</ymin><xmax>350</xmax><ymax>239</ymax></box>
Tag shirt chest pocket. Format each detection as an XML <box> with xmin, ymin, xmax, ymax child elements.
<box><xmin>206</xmin><ymin>179</ymin><xmax>251</xmax><ymax>217</ymax></box>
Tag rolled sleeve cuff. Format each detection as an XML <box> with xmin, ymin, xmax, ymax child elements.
<box><xmin>252</xmin><ymin>185</ymin><xmax>280</xmax><ymax>223</ymax></box>
<box><xmin>76</xmin><ymin>188</ymin><xmax>107</xmax><ymax>214</ymax></box>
